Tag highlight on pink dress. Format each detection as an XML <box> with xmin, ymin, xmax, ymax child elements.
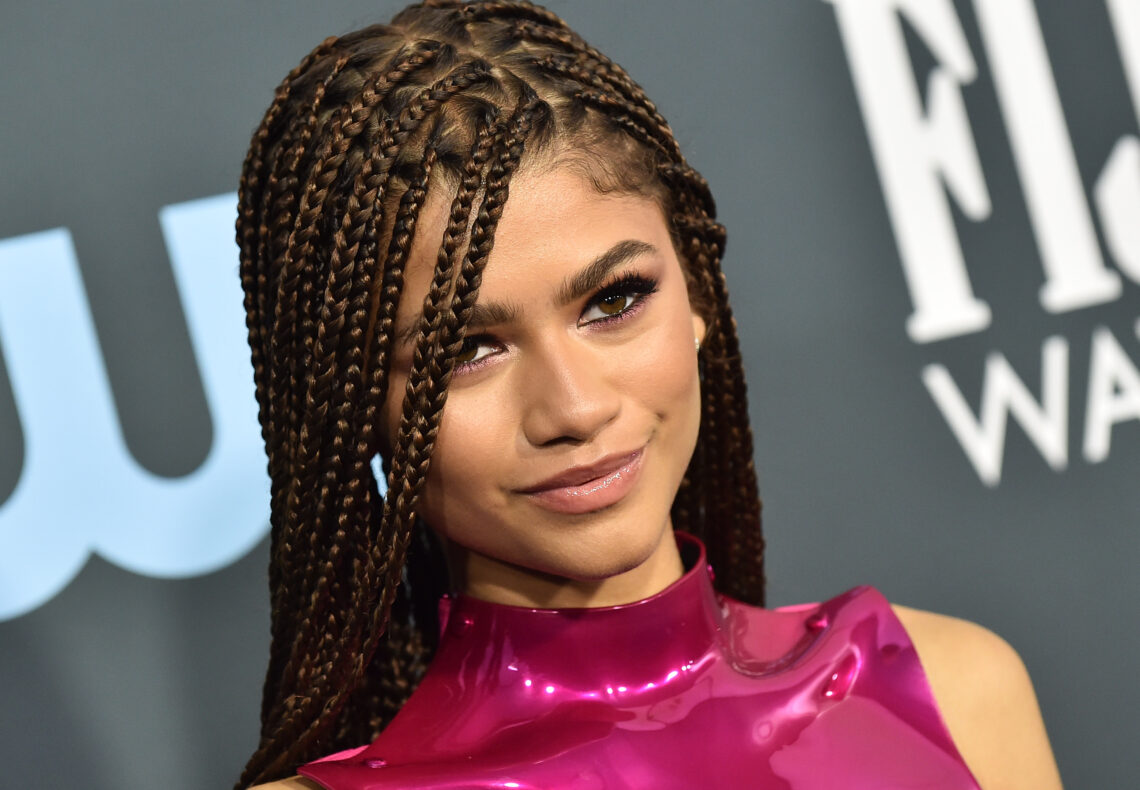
<box><xmin>300</xmin><ymin>533</ymin><xmax>980</xmax><ymax>789</ymax></box>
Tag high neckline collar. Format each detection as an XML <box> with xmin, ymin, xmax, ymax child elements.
<box><xmin>301</xmin><ymin>538</ymin><xmax>985</xmax><ymax>790</ymax></box>
<box><xmin>435</xmin><ymin>532</ymin><xmax>724</xmax><ymax>694</ymax></box>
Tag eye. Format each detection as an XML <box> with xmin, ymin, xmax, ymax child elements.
<box><xmin>453</xmin><ymin>335</ymin><xmax>499</xmax><ymax>371</ymax></box>
<box><xmin>580</xmin><ymin>273</ymin><xmax>659</xmax><ymax>325</ymax></box>
<box><xmin>595</xmin><ymin>292</ymin><xmax>632</xmax><ymax>316</ymax></box>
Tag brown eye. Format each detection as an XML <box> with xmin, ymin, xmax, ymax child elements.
<box><xmin>452</xmin><ymin>336</ymin><xmax>497</xmax><ymax>370</ymax></box>
<box><xmin>455</xmin><ymin>341</ymin><xmax>479</xmax><ymax>364</ymax></box>
<box><xmin>597</xmin><ymin>293</ymin><xmax>630</xmax><ymax>315</ymax></box>
<box><xmin>580</xmin><ymin>274</ymin><xmax>659</xmax><ymax>325</ymax></box>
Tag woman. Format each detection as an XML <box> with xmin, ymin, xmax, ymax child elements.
<box><xmin>237</xmin><ymin>2</ymin><xmax>1063</xmax><ymax>787</ymax></box>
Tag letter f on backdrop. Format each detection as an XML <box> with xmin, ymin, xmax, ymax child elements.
<box><xmin>826</xmin><ymin>0</ymin><xmax>1140</xmax><ymax>344</ymax></box>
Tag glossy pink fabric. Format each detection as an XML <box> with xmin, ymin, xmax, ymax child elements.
<box><xmin>300</xmin><ymin>534</ymin><xmax>980</xmax><ymax>789</ymax></box>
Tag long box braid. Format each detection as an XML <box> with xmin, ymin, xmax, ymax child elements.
<box><xmin>235</xmin><ymin>1</ymin><xmax>764</xmax><ymax>784</ymax></box>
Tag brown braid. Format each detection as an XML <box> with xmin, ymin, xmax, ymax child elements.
<box><xmin>236</xmin><ymin>2</ymin><xmax>763</xmax><ymax>785</ymax></box>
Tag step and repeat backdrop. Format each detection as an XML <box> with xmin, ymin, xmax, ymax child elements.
<box><xmin>1</xmin><ymin>1</ymin><xmax>1136</xmax><ymax>788</ymax></box>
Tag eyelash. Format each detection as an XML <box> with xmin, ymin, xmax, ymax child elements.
<box><xmin>579</xmin><ymin>271</ymin><xmax>660</xmax><ymax>327</ymax></box>
<box><xmin>452</xmin><ymin>270</ymin><xmax>660</xmax><ymax>373</ymax></box>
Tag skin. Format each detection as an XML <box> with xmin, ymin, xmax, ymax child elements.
<box><xmin>895</xmin><ymin>605</ymin><xmax>1065</xmax><ymax>789</ymax></box>
<box><xmin>252</xmin><ymin>164</ymin><xmax>1064</xmax><ymax>789</ymax></box>
<box><xmin>381</xmin><ymin>161</ymin><xmax>703</xmax><ymax>608</ymax></box>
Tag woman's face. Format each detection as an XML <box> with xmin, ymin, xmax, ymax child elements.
<box><xmin>383</xmin><ymin>162</ymin><xmax>705</xmax><ymax>607</ymax></box>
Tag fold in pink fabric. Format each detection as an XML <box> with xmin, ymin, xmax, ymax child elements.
<box><xmin>301</xmin><ymin>533</ymin><xmax>980</xmax><ymax>789</ymax></box>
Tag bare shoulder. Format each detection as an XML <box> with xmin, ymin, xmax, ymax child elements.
<box><xmin>891</xmin><ymin>604</ymin><xmax>1064</xmax><ymax>790</ymax></box>
<box><xmin>249</xmin><ymin>778</ymin><xmax>323</xmax><ymax>790</ymax></box>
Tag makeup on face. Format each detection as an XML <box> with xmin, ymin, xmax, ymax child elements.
<box><xmin>382</xmin><ymin>163</ymin><xmax>704</xmax><ymax>608</ymax></box>
<box><xmin>516</xmin><ymin>448</ymin><xmax>645</xmax><ymax>515</ymax></box>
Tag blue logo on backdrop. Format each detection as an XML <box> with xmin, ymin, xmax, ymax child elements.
<box><xmin>0</xmin><ymin>194</ymin><xmax>270</xmax><ymax>620</ymax></box>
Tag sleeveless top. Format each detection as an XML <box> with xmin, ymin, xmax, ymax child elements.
<box><xmin>299</xmin><ymin>533</ymin><xmax>981</xmax><ymax>789</ymax></box>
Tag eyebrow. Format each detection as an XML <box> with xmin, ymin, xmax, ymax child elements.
<box><xmin>393</xmin><ymin>239</ymin><xmax>658</xmax><ymax>345</ymax></box>
<box><xmin>555</xmin><ymin>239</ymin><xmax>658</xmax><ymax>307</ymax></box>
<box><xmin>395</xmin><ymin>297</ymin><xmax>522</xmax><ymax>346</ymax></box>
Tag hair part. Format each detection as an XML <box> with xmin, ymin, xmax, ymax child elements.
<box><xmin>236</xmin><ymin>2</ymin><xmax>762</xmax><ymax>784</ymax></box>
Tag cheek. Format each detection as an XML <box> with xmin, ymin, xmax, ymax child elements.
<box><xmin>416</xmin><ymin>411</ymin><xmax>468</xmax><ymax>527</ymax></box>
<box><xmin>616</xmin><ymin>299</ymin><xmax>701</xmax><ymax>412</ymax></box>
<box><xmin>415</xmin><ymin>394</ymin><xmax>511</xmax><ymax>533</ymax></box>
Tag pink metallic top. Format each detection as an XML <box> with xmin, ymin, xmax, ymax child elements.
<box><xmin>300</xmin><ymin>534</ymin><xmax>980</xmax><ymax>789</ymax></box>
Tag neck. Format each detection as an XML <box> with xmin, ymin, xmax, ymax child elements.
<box><xmin>458</xmin><ymin>526</ymin><xmax>685</xmax><ymax>609</ymax></box>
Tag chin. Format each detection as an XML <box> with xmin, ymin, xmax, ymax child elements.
<box><xmin>536</xmin><ymin>510</ymin><xmax>673</xmax><ymax>581</ymax></box>
<box><xmin>554</xmin><ymin>550</ymin><xmax>651</xmax><ymax>583</ymax></box>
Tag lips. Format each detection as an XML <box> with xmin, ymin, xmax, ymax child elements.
<box><xmin>519</xmin><ymin>449</ymin><xmax>645</xmax><ymax>515</ymax></box>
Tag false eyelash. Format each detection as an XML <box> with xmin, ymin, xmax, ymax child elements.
<box><xmin>452</xmin><ymin>271</ymin><xmax>662</xmax><ymax>374</ymax></box>
<box><xmin>584</xmin><ymin>271</ymin><xmax>660</xmax><ymax>326</ymax></box>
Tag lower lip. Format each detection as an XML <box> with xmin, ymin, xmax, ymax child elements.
<box><xmin>523</xmin><ymin>450</ymin><xmax>644</xmax><ymax>515</ymax></box>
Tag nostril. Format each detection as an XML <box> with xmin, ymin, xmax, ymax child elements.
<box><xmin>518</xmin><ymin>345</ymin><xmax>623</xmax><ymax>447</ymax></box>
<box><xmin>535</xmin><ymin>431</ymin><xmax>597</xmax><ymax>449</ymax></box>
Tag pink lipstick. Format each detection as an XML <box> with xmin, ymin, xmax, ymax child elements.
<box><xmin>519</xmin><ymin>449</ymin><xmax>644</xmax><ymax>515</ymax></box>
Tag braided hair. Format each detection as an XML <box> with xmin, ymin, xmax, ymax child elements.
<box><xmin>236</xmin><ymin>1</ymin><xmax>763</xmax><ymax>784</ymax></box>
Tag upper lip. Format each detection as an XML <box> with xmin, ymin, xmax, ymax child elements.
<box><xmin>518</xmin><ymin>449</ymin><xmax>643</xmax><ymax>493</ymax></box>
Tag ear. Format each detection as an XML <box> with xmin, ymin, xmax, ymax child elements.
<box><xmin>691</xmin><ymin>311</ymin><xmax>707</xmax><ymax>346</ymax></box>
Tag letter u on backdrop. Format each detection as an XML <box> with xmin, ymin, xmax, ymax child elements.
<box><xmin>0</xmin><ymin>193</ymin><xmax>269</xmax><ymax>620</ymax></box>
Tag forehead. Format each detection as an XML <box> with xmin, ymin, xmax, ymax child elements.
<box><xmin>401</xmin><ymin>164</ymin><xmax>670</xmax><ymax>305</ymax></box>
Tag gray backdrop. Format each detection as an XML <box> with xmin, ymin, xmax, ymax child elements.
<box><xmin>1</xmin><ymin>1</ymin><xmax>1137</xmax><ymax>788</ymax></box>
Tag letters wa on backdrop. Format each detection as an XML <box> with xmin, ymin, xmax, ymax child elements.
<box><xmin>830</xmin><ymin>0</ymin><xmax>1140</xmax><ymax>486</ymax></box>
<box><xmin>1</xmin><ymin>0</ymin><xmax>1139</xmax><ymax>618</ymax></box>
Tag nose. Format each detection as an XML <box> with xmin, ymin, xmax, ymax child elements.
<box><xmin>519</xmin><ymin>336</ymin><xmax>621</xmax><ymax>447</ymax></box>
